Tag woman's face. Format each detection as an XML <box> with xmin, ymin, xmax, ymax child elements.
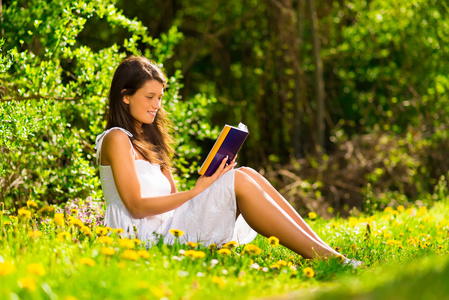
<box><xmin>123</xmin><ymin>80</ymin><xmax>164</xmax><ymax>128</ymax></box>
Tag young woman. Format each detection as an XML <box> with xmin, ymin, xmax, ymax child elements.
<box><xmin>95</xmin><ymin>56</ymin><xmax>360</xmax><ymax>265</ymax></box>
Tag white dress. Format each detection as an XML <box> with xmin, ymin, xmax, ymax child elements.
<box><xmin>95</xmin><ymin>127</ymin><xmax>257</xmax><ymax>246</ymax></box>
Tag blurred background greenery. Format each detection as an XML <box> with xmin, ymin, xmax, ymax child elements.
<box><xmin>1</xmin><ymin>0</ymin><xmax>449</xmax><ymax>217</ymax></box>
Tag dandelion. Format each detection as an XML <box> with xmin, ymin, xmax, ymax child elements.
<box><xmin>223</xmin><ymin>241</ymin><xmax>238</xmax><ymax>249</ymax></box>
<box><xmin>169</xmin><ymin>229</ymin><xmax>184</xmax><ymax>238</ymax></box>
<box><xmin>113</xmin><ymin>228</ymin><xmax>125</xmax><ymax>234</ymax></box>
<box><xmin>58</xmin><ymin>231</ymin><xmax>71</xmax><ymax>239</ymax></box>
<box><xmin>18</xmin><ymin>277</ymin><xmax>36</xmax><ymax>291</ymax></box>
<box><xmin>95</xmin><ymin>227</ymin><xmax>109</xmax><ymax>235</ymax></box>
<box><xmin>80</xmin><ymin>226</ymin><xmax>91</xmax><ymax>236</ymax></box>
<box><xmin>349</xmin><ymin>217</ymin><xmax>358</xmax><ymax>227</ymax></box>
<box><xmin>27</xmin><ymin>230</ymin><xmax>42</xmax><ymax>238</ymax></box>
<box><xmin>186</xmin><ymin>241</ymin><xmax>198</xmax><ymax>248</ymax></box>
<box><xmin>303</xmin><ymin>267</ymin><xmax>315</xmax><ymax>278</ymax></box>
<box><xmin>276</xmin><ymin>260</ymin><xmax>287</xmax><ymax>267</ymax></box>
<box><xmin>384</xmin><ymin>207</ymin><xmax>393</xmax><ymax>213</ymax></box>
<box><xmin>308</xmin><ymin>212</ymin><xmax>317</xmax><ymax>219</ymax></box>
<box><xmin>137</xmin><ymin>249</ymin><xmax>151</xmax><ymax>259</ymax></box>
<box><xmin>27</xmin><ymin>263</ymin><xmax>46</xmax><ymax>276</ymax></box>
<box><xmin>54</xmin><ymin>213</ymin><xmax>65</xmax><ymax>226</ymax></box>
<box><xmin>69</xmin><ymin>217</ymin><xmax>84</xmax><ymax>227</ymax></box>
<box><xmin>122</xmin><ymin>250</ymin><xmax>139</xmax><ymax>261</ymax></box>
<box><xmin>397</xmin><ymin>205</ymin><xmax>405</xmax><ymax>212</ymax></box>
<box><xmin>101</xmin><ymin>247</ymin><xmax>115</xmax><ymax>256</ymax></box>
<box><xmin>118</xmin><ymin>238</ymin><xmax>135</xmax><ymax>249</ymax></box>
<box><xmin>212</xmin><ymin>276</ymin><xmax>226</xmax><ymax>288</ymax></box>
<box><xmin>0</xmin><ymin>262</ymin><xmax>15</xmax><ymax>276</ymax></box>
<box><xmin>18</xmin><ymin>208</ymin><xmax>31</xmax><ymax>219</ymax></box>
<box><xmin>79</xmin><ymin>258</ymin><xmax>96</xmax><ymax>267</ymax></box>
<box><xmin>244</xmin><ymin>244</ymin><xmax>262</xmax><ymax>256</ymax></box>
<box><xmin>208</xmin><ymin>243</ymin><xmax>217</xmax><ymax>250</ymax></box>
<box><xmin>26</xmin><ymin>200</ymin><xmax>38</xmax><ymax>208</ymax></box>
<box><xmin>193</xmin><ymin>251</ymin><xmax>206</xmax><ymax>259</ymax></box>
<box><xmin>350</xmin><ymin>244</ymin><xmax>358</xmax><ymax>251</ymax></box>
<box><xmin>98</xmin><ymin>236</ymin><xmax>113</xmax><ymax>245</ymax></box>
<box><xmin>71</xmin><ymin>209</ymin><xmax>79</xmax><ymax>215</ymax></box>
<box><xmin>336</xmin><ymin>255</ymin><xmax>345</xmax><ymax>262</ymax></box>
<box><xmin>133</xmin><ymin>239</ymin><xmax>142</xmax><ymax>246</ymax></box>
<box><xmin>334</xmin><ymin>246</ymin><xmax>341</xmax><ymax>252</ymax></box>
<box><xmin>268</xmin><ymin>236</ymin><xmax>279</xmax><ymax>247</ymax></box>
<box><xmin>218</xmin><ymin>249</ymin><xmax>232</xmax><ymax>256</ymax></box>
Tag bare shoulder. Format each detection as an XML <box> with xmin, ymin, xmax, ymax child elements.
<box><xmin>101</xmin><ymin>129</ymin><xmax>133</xmax><ymax>164</ymax></box>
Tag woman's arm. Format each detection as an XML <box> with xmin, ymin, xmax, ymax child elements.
<box><xmin>102</xmin><ymin>130</ymin><xmax>233</xmax><ymax>219</ymax></box>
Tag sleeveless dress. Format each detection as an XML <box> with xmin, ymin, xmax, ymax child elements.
<box><xmin>95</xmin><ymin>127</ymin><xmax>257</xmax><ymax>246</ymax></box>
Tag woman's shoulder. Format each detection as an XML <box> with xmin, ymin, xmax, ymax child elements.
<box><xmin>103</xmin><ymin>128</ymin><xmax>132</xmax><ymax>148</ymax></box>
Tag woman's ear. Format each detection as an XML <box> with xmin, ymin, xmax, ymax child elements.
<box><xmin>121</xmin><ymin>89</ymin><xmax>129</xmax><ymax>104</ymax></box>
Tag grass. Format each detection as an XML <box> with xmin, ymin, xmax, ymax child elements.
<box><xmin>0</xmin><ymin>198</ymin><xmax>448</xmax><ymax>300</ymax></box>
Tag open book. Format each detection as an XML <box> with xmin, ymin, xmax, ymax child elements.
<box><xmin>198</xmin><ymin>123</ymin><xmax>249</xmax><ymax>176</ymax></box>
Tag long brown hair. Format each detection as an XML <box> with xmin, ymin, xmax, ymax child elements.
<box><xmin>106</xmin><ymin>56</ymin><xmax>174</xmax><ymax>170</ymax></box>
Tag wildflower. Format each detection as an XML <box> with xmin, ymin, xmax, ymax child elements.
<box><xmin>268</xmin><ymin>236</ymin><xmax>279</xmax><ymax>247</ymax></box>
<box><xmin>133</xmin><ymin>239</ymin><xmax>142</xmax><ymax>246</ymax></box>
<box><xmin>397</xmin><ymin>205</ymin><xmax>405</xmax><ymax>212</ymax></box>
<box><xmin>208</xmin><ymin>243</ymin><xmax>217</xmax><ymax>250</ymax></box>
<box><xmin>27</xmin><ymin>263</ymin><xmax>46</xmax><ymax>276</ymax></box>
<box><xmin>334</xmin><ymin>246</ymin><xmax>341</xmax><ymax>252</ymax></box>
<box><xmin>118</xmin><ymin>238</ymin><xmax>135</xmax><ymax>249</ymax></box>
<box><xmin>169</xmin><ymin>229</ymin><xmax>184</xmax><ymax>238</ymax></box>
<box><xmin>223</xmin><ymin>241</ymin><xmax>238</xmax><ymax>249</ymax></box>
<box><xmin>336</xmin><ymin>255</ymin><xmax>345</xmax><ymax>262</ymax></box>
<box><xmin>80</xmin><ymin>226</ymin><xmax>91</xmax><ymax>235</ymax></box>
<box><xmin>303</xmin><ymin>267</ymin><xmax>315</xmax><ymax>278</ymax></box>
<box><xmin>350</xmin><ymin>244</ymin><xmax>358</xmax><ymax>251</ymax></box>
<box><xmin>212</xmin><ymin>276</ymin><xmax>226</xmax><ymax>288</ymax></box>
<box><xmin>384</xmin><ymin>207</ymin><xmax>393</xmax><ymax>213</ymax></box>
<box><xmin>113</xmin><ymin>228</ymin><xmax>125</xmax><ymax>234</ymax></box>
<box><xmin>276</xmin><ymin>260</ymin><xmax>287</xmax><ymax>267</ymax></box>
<box><xmin>27</xmin><ymin>230</ymin><xmax>42</xmax><ymax>238</ymax></box>
<box><xmin>349</xmin><ymin>217</ymin><xmax>358</xmax><ymax>227</ymax></box>
<box><xmin>438</xmin><ymin>245</ymin><xmax>444</xmax><ymax>250</ymax></box>
<box><xmin>137</xmin><ymin>249</ymin><xmax>151</xmax><ymax>259</ymax></box>
<box><xmin>54</xmin><ymin>213</ymin><xmax>65</xmax><ymax>226</ymax></box>
<box><xmin>79</xmin><ymin>258</ymin><xmax>96</xmax><ymax>267</ymax></box>
<box><xmin>122</xmin><ymin>250</ymin><xmax>139</xmax><ymax>261</ymax></box>
<box><xmin>69</xmin><ymin>217</ymin><xmax>84</xmax><ymax>227</ymax></box>
<box><xmin>186</xmin><ymin>241</ymin><xmax>198</xmax><ymax>248</ymax></box>
<box><xmin>243</xmin><ymin>244</ymin><xmax>262</xmax><ymax>256</ymax></box>
<box><xmin>98</xmin><ymin>236</ymin><xmax>113</xmax><ymax>245</ymax></box>
<box><xmin>250</xmin><ymin>263</ymin><xmax>260</xmax><ymax>270</ymax></box>
<box><xmin>218</xmin><ymin>249</ymin><xmax>232</xmax><ymax>256</ymax></box>
<box><xmin>18</xmin><ymin>208</ymin><xmax>31</xmax><ymax>219</ymax></box>
<box><xmin>193</xmin><ymin>251</ymin><xmax>206</xmax><ymax>259</ymax></box>
<box><xmin>18</xmin><ymin>277</ymin><xmax>36</xmax><ymax>291</ymax></box>
<box><xmin>308</xmin><ymin>212</ymin><xmax>317</xmax><ymax>219</ymax></box>
<box><xmin>71</xmin><ymin>209</ymin><xmax>79</xmax><ymax>215</ymax></box>
<box><xmin>95</xmin><ymin>227</ymin><xmax>109</xmax><ymax>235</ymax></box>
<box><xmin>26</xmin><ymin>200</ymin><xmax>38</xmax><ymax>208</ymax></box>
<box><xmin>101</xmin><ymin>247</ymin><xmax>115</xmax><ymax>256</ymax></box>
<box><xmin>0</xmin><ymin>262</ymin><xmax>15</xmax><ymax>276</ymax></box>
<box><xmin>210</xmin><ymin>259</ymin><xmax>219</xmax><ymax>267</ymax></box>
<box><xmin>58</xmin><ymin>231</ymin><xmax>71</xmax><ymax>239</ymax></box>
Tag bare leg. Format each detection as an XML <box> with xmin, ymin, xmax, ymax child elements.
<box><xmin>238</xmin><ymin>167</ymin><xmax>335</xmax><ymax>252</ymax></box>
<box><xmin>234</xmin><ymin>170</ymin><xmax>341</xmax><ymax>259</ymax></box>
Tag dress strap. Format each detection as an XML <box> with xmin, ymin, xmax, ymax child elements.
<box><xmin>94</xmin><ymin>127</ymin><xmax>137</xmax><ymax>165</ymax></box>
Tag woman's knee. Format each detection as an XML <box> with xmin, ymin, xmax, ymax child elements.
<box><xmin>235</xmin><ymin>169</ymin><xmax>261</xmax><ymax>197</ymax></box>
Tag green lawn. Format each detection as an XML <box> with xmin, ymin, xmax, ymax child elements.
<box><xmin>1</xmin><ymin>198</ymin><xmax>448</xmax><ymax>299</ymax></box>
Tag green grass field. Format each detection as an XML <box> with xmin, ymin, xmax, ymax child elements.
<box><xmin>1</xmin><ymin>198</ymin><xmax>448</xmax><ymax>300</ymax></box>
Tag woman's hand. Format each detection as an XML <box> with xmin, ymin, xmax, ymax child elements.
<box><xmin>193</xmin><ymin>156</ymin><xmax>237</xmax><ymax>195</ymax></box>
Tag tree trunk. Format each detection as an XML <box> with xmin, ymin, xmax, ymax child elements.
<box><xmin>307</xmin><ymin>0</ymin><xmax>325</xmax><ymax>151</ymax></box>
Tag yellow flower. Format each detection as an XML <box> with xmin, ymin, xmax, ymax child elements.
<box><xmin>27</xmin><ymin>263</ymin><xmax>46</xmax><ymax>276</ymax></box>
<box><xmin>208</xmin><ymin>243</ymin><xmax>217</xmax><ymax>250</ymax></box>
<box><xmin>303</xmin><ymin>267</ymin><xmax>315</xmax><ymax>278</ymax></box>
<box><xmin>186</xmin><ymin>241</ymin><xmax>198</xmax><ymax>248</ymax></box>
<box><xmin>244</xmin><ymin>244</ymin><xmax>262</xmax><ymax>256</ymax></box>
<box><xmin>79</xmin><ymin>258</ymin><xmax>96</xmax><ymax>267</ymax></box>
<box><xmin>223</xmin><ymin>241</ymin><xmax>238</xmax><ymax>249</ymax></box>
<box><xmin>122</xmin><ymin>250</ymin><xmax>139</xmax><ymax>261</ymax></box>
<box><xmin>58</xmin><ymin>231</ymin><xmax>71</xmax><ymax>240</ymax></box>
<box><xmin>95</xmin><ymin>227</ymin><xmax>108</xmax><ymax>235</ymax></box>
<box><xmin>80</xmin><ymin>226</ymin><xmax>91</xmax><ymax>235</ymax></box>
<box><xmin>218</xmin><ymin>248</ymin><xmax>232</xmax><ymax>256</ymax></box>
<box><xmin>349</xmin><ymin>217</ymin><xmax>358</xmax><ymax>227</ymax></box>
<box><xmin>27</xmin><ymin>230</ymin><xmax>42</xmax><ymax>238</ymax></box>
<box><xmin>336</xmin><ymin>255</ymin><xmax>345</xmax><ymax>262</ymax></box>
<box><xmin>384</xmin><ymin>207</ymin><xmax>393</xmax><ymax>213</ymax></box>
<box><xmin>101</xmin><ymin>247</ymin><xmax>115</xmax><ymax>256</ymax></box>
<box><xmin>113</xmin><ymin>228</ymin><xmax>125</xmax><ymax>234</ymax></box>
<box><xmin>193</xmin><ymin>251</ymin><xmax>206</xmax><ymax>258</ymax></box>
<box><xmin>276</xmin><ymin>260</ymin><xmax>287</xmax><ymax>267</ymax></box>
<box><xmin>98</xmin><ymin>236</ymin><xmax>113</xmax><ymax>245</ymax></box>
<box><xmin>133</xmin><ymin>239</ymin><xmax>142</xmax><ymax>246</ymax></box>
<box><xmin>169</xmin><ymin>229</ymin><xmax>184</xmax><ymax>238</ymax></box>
<box><xmin>70</xmin><ymin>209</ymin><xmax>79</xmax><ymax>215</ymax></box>
<box><xmin>68</xmin><ymin>217</ymin><xmax>84</xmax><ymax>227</ymax></box>
<box><xmin>18</xmin><ymin>277</ymin><xmax>36</xmax><ymax>291</ymax></box>
<box><xmin>54</xmin><ymin>213</ymin><xmax>65</xmax><ymax>226</ymax></box>
<box><xmin>308</xmin><ymin>212</ymin><xmax>317</xmax><ymax>219</ymax></box>
<box><xmin>397</xmin><ymin>205</ymin><xmax>405</xmax><ymax>212</ymax></box>
<box><xmin>18</xmin><ymin>208</ymin><xmax>31</xmax><ymax>219</ymax></box>
<box><xmin>118</xmin><ymin>238</ymin><xmax>135</xmax><ymax>249</ymax></box>
<box><xmin>0</xmin><ymin>262</ymin><xmax>15</xmax><ymax>276</ymax></box>
<box><xmin>350</xmin><ymin>244</ymin><xmax>358</xmax><ymax>251</ymax></box>
<box><xmin>26</xmin><ymin>200</ymin><xmax>38</xmax><ymax>208</ymax></box>
<box><xmin>212</xmin><ymin>276</ymin><xmax>226</xmax><ymax>288</ymax></box>
<box><xmin>268</xmin><ymin>236</ymin><xmax>279</xmax><ymax>247</ymax></box>
<box><xmin>137</xmin><ymin>250</ymin><xmax>150</xmax><ymax>259</ymax></box>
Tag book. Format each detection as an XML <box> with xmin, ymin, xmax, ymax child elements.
<box><xmin>199</xmin><ymin>123</ymin><xmax>249</xmax><ymax>176</ymax></box>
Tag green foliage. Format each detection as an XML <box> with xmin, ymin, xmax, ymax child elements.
<box><xmin>0</xmin><ymin>0</ymin><xmax>215</xmax><ymax>208</ymax></box>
